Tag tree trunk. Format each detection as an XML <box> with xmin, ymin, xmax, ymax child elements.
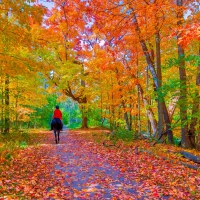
<box><xmin>4</xmin><ymin>74</ymin><xmax>9</xmax><ymax>134</ymax></box>
<box><xmin>80</xmin><ymin>96</ymin><xmax>88</xmax><ymax>128</ymax></box>
<box><xmin>15</xmin><ymin>78</ymin><xmax>19</xmax><ymax>129</ymax></box>
<box><xmin>124</xmin><ymin>112</ymin><xmax>131</xmax><ymax>131</ymax></box>
<box><xmin>189</xmin><ymin>97</ymin><xmax>198</xmax><ymax>148</ymax></box>
<box><xmin>197</xmin><ymin>132</ymin><xmax>200</xmax><ymax>151</ymax></box>
<box><xmin>132</xmin><ymin>11</ymin><xmax>173</xmax><ymax>143</ymax></box>
<box><xmin>81</xmin><ymin>115</ymin><xmax>88</xmax><ymax>128</ymax></box>
<box><xmin>137</xmin><ymin>80</ymin><xmax>141</xmax><ymax>135</ymax></box>
<box><xmin>168</xmin><ymin>95</ymin><xmax>179</xmax><ymax>122</ymax></box>
<box><xmin>177</xmin><ymin>0</ymin><xmax>192</xmax><ymax>148</ymax></box>
<box><xmin>146</xmin><ymin>67</ymin><xmax>151</xmax><ymax>135</ymax></box>
<box><xmin>122</xmin><ymin>101</ymin><xmax>131</xmax><ymax>131</ymax></box>
<box><xmin>155</xmin><ymin>32</ymin><xmax>164</xmax><ymax>140</ymax></box>
<box><xmin>137</xmin><ymin>85</ymin><xmax>157</xmax><ymax>136</ymax></box>
<box><xmin>189</xmin><ymin>56</ymin><xmax>200</xmax><ymax>148</ymax></box>
<box><xmin>129</xmin><ymin>102</ymin><xmax>133</xmax><ymax>131</ymax></box>
<box><xmin>196</xmin><ymin>45</ymin><xmax>200</xmax><ymax>151</ymax></box>
<box><xmin>0</xmin><ymin>76</ymin><xmax>4</xmax><ymax>134</ymax></box>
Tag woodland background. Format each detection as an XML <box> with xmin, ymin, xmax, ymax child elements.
<box><xmin>0</xmin><ymin>0</ymin><xmax>200</xmax><ymax>150</ymax></box>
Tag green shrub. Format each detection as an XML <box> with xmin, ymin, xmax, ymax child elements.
<box><xmin>174</xmin><ymin>137</ymin><xmax>181</xmax><ymax>146</ymax></box>
<box><xmin>114</xmin><ymin>128</ymin><xmax>135</xmax><ymax>142</ymax></box>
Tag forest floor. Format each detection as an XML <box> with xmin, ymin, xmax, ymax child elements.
<box><xmin>0</xmin><ymin>128</ymin><xmax>200</xmax><ymax>200</ymax></box>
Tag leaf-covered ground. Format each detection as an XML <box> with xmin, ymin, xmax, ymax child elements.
<box><xmin>0</xmin><ymin>129</ymin><xmax>200</xmax><ymax>199</ymax></box>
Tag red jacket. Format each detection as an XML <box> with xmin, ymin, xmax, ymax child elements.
<box><xmin>53</xmin><ymin>109</ymin><xmax>62</xmax><ymax>120</ymax></box>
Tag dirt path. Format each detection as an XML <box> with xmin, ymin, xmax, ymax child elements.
<box><xmin>1</xmin><ymin>129</ymin><xmax>169</xmax><ymax>199</ymax></box>
<box><xmin>52</xmin><ymin>130</ymin><xmax>143</xmax><ymax>199</ymax></box>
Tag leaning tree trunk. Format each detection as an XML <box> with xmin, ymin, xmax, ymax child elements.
<box><xmin>132</xmin><ymin>11</ymin><xmax>173</xmax><ymax>143</ymax></box>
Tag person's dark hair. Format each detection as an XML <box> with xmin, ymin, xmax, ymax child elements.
<box><xmin>56</xmin><ymin>105</ymin><xmax>59</xmax><ymax>109</ymax></box>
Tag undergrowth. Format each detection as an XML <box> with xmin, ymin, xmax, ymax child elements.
<box><xmin>0</xmin><ymin>129</ymin><xmax>44</xmax><ymax>163</ymax></box>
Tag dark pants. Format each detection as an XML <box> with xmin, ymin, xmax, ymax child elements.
<box><xmin>51</xmin><ymin>118</ymin><xmax>63</xmax><ymax>130</ymax></box>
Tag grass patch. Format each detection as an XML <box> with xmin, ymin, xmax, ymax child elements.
<box><xmin>0</xmin><ymin>129</ymin><xmax>45</xmax><ymax>162</ymax></box>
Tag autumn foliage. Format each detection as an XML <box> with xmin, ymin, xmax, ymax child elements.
<box><xmin>0</xmin><ymin>0</ymin><xmax>200</xmax><ymax>183</ymax></box>
<box><xmin>36</xmin><ymin>0</ymin><xmax>200</xmax><ymax>149</ymax></box>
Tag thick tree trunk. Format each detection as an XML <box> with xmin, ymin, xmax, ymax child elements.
<box><xmin>81</xmin><ymin>115</ymin><xmax>88</xmax><ymax>128</ymax></box>
<box><xmin>189</xmin><ymin>93</ymin><xmax>198</xmax><ymax>148</ymax></box>
<box><xmin>80</xmin><ymin>96</ymin><xmax>88</xmax><ymax>128</ymax></box>
<box><xmin>177</xmin><ymin>0</ymin><xmax>192</xmax><ymax>148</ymax></box>
<box><xmin>195</xmin><ymin>45</ymin><xmax>200</xmax><ymax>150</ymax></box>
<box><xmin>155</xmin><ymin>31</ymin><xmax>163</xmax><ymax>140</ymax></box>
<box><xmin>178</xmin><ymin>44</ymin><xmax>189</xmax><ymax>148</ymax></box>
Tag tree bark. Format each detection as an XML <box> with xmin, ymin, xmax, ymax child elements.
<box><xmin>137</xmin><ymin>85</ymin><xmax>157</xmax><ymax>136</ymax></box>
<box><xmin>122</xmin><ymin>101</ymin><xmax>131</xmax><ymax>131</ymax></box>
<box><xmin>146</xmin><ymin>68</ymin><xmax>151</xmax><ymax>135</ymax></box>
<box><xmin>177</xmin><ymin>0</ymin><xmax>192</xmax><ymax>148</ymax></box>
<box><xmin>137</xmin><ymin>74</ymin><xmax>141</xmax><ymax>135</ymax></box>
<box><xmin>189</xmin><ymin>94</ymin><xmax>198</xmax><ymax>148</ymax></box>
<box><xmin>155</xmin><ymin>31</ymin><xmax>163</xmax><ymax>140</ymax></box>
<box><xmin>81</xmin><ymin>115</ymin><xmax>88</xmax><ymax>128</ymax></box>
<box><xmin>197</xmin><ymin>132</ymin><xmax>200</xmax><ymax>151</ymax></box>
<box><xmin>168</xmin><ymin>95</ymin><xmax>179</xmax><ymax>122</ymax></box>
<box><xmin>196</xmin><ymin>45</ymin><xmax>200</xmax><ymax>151</ymax></box>
<box><xmin>80</xmin><ymin>96</ymin><xmax>88</xmax><ymax>128</ymax></box>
